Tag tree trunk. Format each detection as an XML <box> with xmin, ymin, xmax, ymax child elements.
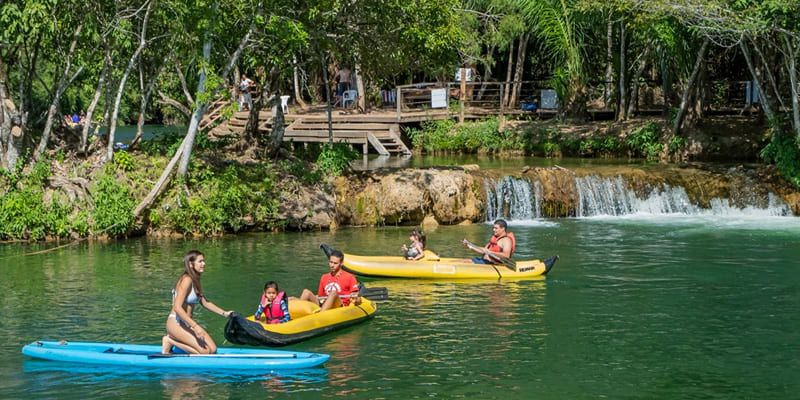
<box><xmin>510</xmin><ymin>33</ymin><xmax>528</xmax><ymax>107</ymax></box>
<box><xmin>322</xmin><ymin>54</ymin><xmax>333</xmax><ymax>143</ymax></box>
<box><xmin>782</xmin><ymin>34</ymin><xmax>800</xmax><ymax>141</ymax></box>
<box><xmin>627</xmin><ymin>49</ymin><xmax>649</xmax><ymax>117</ymax></box>
<box><xmin>750</xmin><ymin>38</ymin><xmax>785</xmax><ymax>110</ymax></box>
<box><xmin>81</xmin><ymin>47</ymin><xmax>111</xmax><ymax>154</ymax></box>
<box><xmin>478</xmin><ymin>45</ymin><xmax>495</xmax><ymax>101</ymax></box>
<box><xmin>740</xmin><ymin>40</ymin><xmax>775</xmax><ymax>122</ymax></box>
<box><xmin>267</xmin><ymin>96</ymin><xmax>285</xmax><ymax>157</ymax></box>
<box><xmin>106</xmin><ymin>3</ymin><xmax>152</xmax><ymax>161</ymax></box>
<box><xmin>132</xmin><ymin>137</ymin><xmax>187</xmax><ymax>219</ymax></box>
<box><xmin>177</xmin><ymin>39</ymin><xmax>211</xmax><ymax>177</ymax></box>
<box><xmin>673</xmin><ymin>39</ymin><xmax>709</xmax><ymax>136</ymax></box>
<box><xmin>176</xmin><ymin>64</ymin><xmax>194</xmax><ymax>105</ymax></box>
<box><xmin>132</xmin><ymin>62</ymin><xmax>163</xmax><ymax>148</ymax></box>
<box><xmin>293</xmin><ymin>55</ymin><xmax>308</xmax><ymax>110</ymax></box>
<box><xmin>617</xmin><ymin>21</ymin><xmax>627</xmax><ymax>121</ymax></box>
<box><xmin>34</xmin><ymin>23</ymin><xmax>84</xmax><ymax>160</ymax></box>
<box><xmin>355</xmin><ymin>61</ymin><xmax>366</xmax><ymax>111</ymax></box>
<box><xmin>0</xmin><ymin>59</ymin><xmax>25</xmax><ymax>170</ymax></box>
<box><xmin>605</xmin><ymin>19</ymin><xmax>614</xmax><ymax>107</ymax></box>
<box><xmin>177</xmin><ymin>21</ymin><xmax>252</xmax><ymax>177</ymax></box>
<box><xmin>135</xmin><ymin>22</ymin><xmax>252</xmax><ymax>218</ymax></box>
<box><xmin>503</xmin><ymin>38</ymin><xmax>515</xmax><ymax>107</ymax></box>
<box><xmin>158</xmin><ymin>92</ymin><xmax>191</xmax><ymax>119</ymax></box>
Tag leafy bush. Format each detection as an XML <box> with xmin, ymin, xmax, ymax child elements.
<box><xmin>0</xmin><ymin>160</ymin><xmax>75</xmax><ymax>240</ymax></box>
<box><xmin>114</xmin><ymin>151</ymin><xmax>136</xmax><ymax>172</ymax></box>
<box><xmin>280</xmin><ymin>158</ymin><xmax>322</xmax><ymax>184</ymax></box>
<box><xmin>668</xmin><ymin>136</ymin><xmax>687</xmax><ymax>154</ymax></box>
<box><xmin>316</xmin><ymin>143</ymin><xmax>359</xmax><ymax>177</ymax></box>
<box><xmin>407</xmin><ymin>118</ymin><xmax>522</xmax><ymax>153</ymax></box>
<box><xmin>91</xmin><ymin>171</ymin><xmax>135</xmax><ymax>236</ymax></box>
<box><xmin>626</xmin><ymin>122</ymin><xmax>662</xmax><ymax>160</ymax></box>
<box><xmin>761</xmin><ymin>131</ymin><xmax>800</xmax><ymax>188</ymax></box>
<box><xmin>163</xmin><ymin>164</ymin><xmax>280</xmax><ymax>235</ymax></box>
<box><xmin>542</xmin><ymin>142</ymin><xmax>561</xmax><ymax>158</ymax></box>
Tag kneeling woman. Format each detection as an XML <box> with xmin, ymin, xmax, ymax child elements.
<box><xmin>162</xmin><ymin>250</ymin><xmax>233</xmax><ymax>354</ymax></box>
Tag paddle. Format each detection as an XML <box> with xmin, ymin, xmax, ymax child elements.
<box><xmin>318</xmin><ymin>286</ymin><xmax>388</xmax><ymax>301</ymax></box>
<box><xmin>462</xmin><ymin>239</ymin><xmax>517</xmax><ymax>271</ymax></box>
<box><xmin>147</xmin><ymin>353</ymin><xmax>298</xmax><ymax>359</ymax></box>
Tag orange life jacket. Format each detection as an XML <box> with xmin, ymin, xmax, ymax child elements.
<box><xmin>487</xmin><ymin>232</ymin><xmax>516</xmax><ymax>256</ymax></box>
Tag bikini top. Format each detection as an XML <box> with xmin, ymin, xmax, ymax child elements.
<box><xmin>172</xmin><ymin>285</ymin><xmax>200</xmax><ymax>305</ymax></box>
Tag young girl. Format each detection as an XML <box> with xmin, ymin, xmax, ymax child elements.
<box><xmin>162</xmin><ymin>250</ymin><xmax>233</xmax><ymax>354</ymax></box>
<box><xmin>254</xmin><ymin>281</ymin><xmax>290</xmax><ymax>324</ymax></box>
<box><xmin>402</xmin><ymin>229</ymin><xmax>426</xmax><ymax>261</ymax></box>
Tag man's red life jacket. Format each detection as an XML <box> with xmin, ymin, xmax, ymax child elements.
<box><xmin>487</xmin><ymin>232</ymin><xmax>516</xmax><ymax>256</ymax></box>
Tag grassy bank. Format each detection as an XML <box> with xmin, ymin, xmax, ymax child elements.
<box><xmin>0</xmin><ymin>133</ymin><xmax>357</xmax><ymax>241</ymax></box>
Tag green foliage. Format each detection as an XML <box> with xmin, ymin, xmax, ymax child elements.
<box><xmin>760</xmin><ymin>132</ymin><xmax>800</xmax><ymax>189</ymax></box>
<box><xmin>163</xmin><ymin>164</ymin><xmax>280</xmax><ymax>235</ymax></box>
<box><xmin>316</xmin><ymin>143</ymin><xmax>359</xmax><ymax>177</ymax></box>
<box><xmin>140</xmin><ymin>132</ymin><xmax>185</xmax><ymax>156</ymax></box>
<box><xmin>0</xmin><ymin>160</ymin><xmax>77</xmax><ymax>240</ymax></box>
<box><xmin>91</xmin><ymin>171</ymin><xmax>135</xmax><ymax>236</ymax></box>
<box><xmin>626</xmin><ymin>122</ymin><xmax>663</xmax><ymax>160</ymax></box>
<box><xmin>542</xmin><ymin>142</ymin><xmax>561</xmax><ymax>157</ymax></box>
<box><xmin>281</xmin><ymin>158</ymin><xmax>322</xmax><ymax>184</ymax></box>
<box><xmin>113</xmin><ymin>151</ymin><xmax>136</xmax><ymax>172</ymax></box>
<box><xmin>668</xmin><ymin>136</ymin><xmax>687</xmax><ymax>154</ymax></box>
<box><xmin>407</xmin><ymin>118</ymin><xmax>522</xmax><ymax>154</ymax></box>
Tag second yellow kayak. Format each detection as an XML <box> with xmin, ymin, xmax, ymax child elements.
<box><xmin>340</xmin><ymin>250</ymin><xmax>558</xmax><ymax>279</ymax></box>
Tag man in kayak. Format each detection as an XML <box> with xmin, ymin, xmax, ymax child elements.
<box><xmin>465</xmin><ymin>219</ymin><xmax>516</xmax><ymax>264</ymax></box>
<box><xmin>297</xmin><ymin>249</ymin><xmax>361</xmax><ymax>311</ymax></box>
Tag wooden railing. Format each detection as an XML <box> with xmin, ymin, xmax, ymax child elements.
<box><xmin>394</xmin><ymin>81</ymin><xmax>554</xmax><ymax>121</ymax></box>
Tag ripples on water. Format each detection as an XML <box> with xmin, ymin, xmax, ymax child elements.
<box><xmin>1</xmin><ymin>219</ymin><xmax>799</xmax><ymax>399</ymax></box>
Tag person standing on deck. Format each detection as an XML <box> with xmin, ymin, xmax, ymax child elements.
<box><xmin>239</xmin><ymin>74</ymin><xmax>254</xmax><ymax>111</ymax></box>
<box><xmin>335</xmin><ymin>66</ymin><xmax>352</xmax><ymax>100</ymax></box>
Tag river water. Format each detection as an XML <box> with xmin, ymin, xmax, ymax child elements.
<box><xmin>1</xmin><ymin>212</ymin><xmax>799</xmax><ymax>399</ymax></box>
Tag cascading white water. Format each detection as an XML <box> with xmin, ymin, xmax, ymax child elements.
<box><xmin>485</xmin><ymin>177</ymin><xmax>542</xmax><ymax>221</ymax></box>
<box><xmin>484</xmin><ymin>174</ymin><xmax>791</xmax><ymax>221</ymax></box>
<box><xmin>575</xmin><ymin>175</ymin><xmax>790</xmax><ymax>217</ymax></box>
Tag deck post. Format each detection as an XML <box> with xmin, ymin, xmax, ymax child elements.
<box><xmin>499</xmin><ymin>82</ymin><xmax>505</xmax><ymax>125</ymax></box>
<box><xmin>459</xmin><ymin>68</ymin><xmax>466</xmax><ymax>123</ymax></box>
<box><xmin>396</xmin><ymin>87</ymin><xmax>402</xmax><ymax>122</ymax></box>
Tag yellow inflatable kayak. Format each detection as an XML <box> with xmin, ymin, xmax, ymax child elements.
<box><xmin>224</xmin><ymin>297</ymin><xmax>377</xmax><ymax>346</ymax></box>
<box><xmin>338</xmin><ymin>250</ymin><xmax>558</xmax><ymax>279</ymax></box>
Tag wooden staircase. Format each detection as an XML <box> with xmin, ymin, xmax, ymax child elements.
<box><xmin>201</xmin><ymin>103</ymin><xmax>411</xmax><ymax>155</ymax></box>
<box><xmin>284</xmin><ymin>118</ymin><xmax>410</xmax><ymax>155</ymax></box>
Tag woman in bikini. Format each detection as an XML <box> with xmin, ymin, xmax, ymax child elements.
<box><xmin>162</xmin><ymin>250</ymin><xmax>233</xmax><ymax>354</ymax></box>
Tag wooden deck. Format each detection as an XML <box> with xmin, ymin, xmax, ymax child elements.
<box><xmin>203</xmin><ymin>81</ymin><xmax>563</xmax><ymax>155</ymax></box>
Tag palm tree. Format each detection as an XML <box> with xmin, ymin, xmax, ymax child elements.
<box><xmin>517</xmin><ymin>0</ymin><xmax>588</xmax><ymax>119</ymax></box>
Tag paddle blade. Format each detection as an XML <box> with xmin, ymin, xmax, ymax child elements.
<box><xmin>320</xmin><ymin>243</ymin><xmax>334</xmax><ymax>257</ymax></box>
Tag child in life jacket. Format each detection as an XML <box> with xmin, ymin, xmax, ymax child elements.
<box><xmin>401</xmin><ymin>228</ymin><xmax>426</xmax><ymax>261</ymax></box>
<box><xmin>254</xmin><ymin>281</ymin><xmax>290</xmax><ymax>324</ymax></box>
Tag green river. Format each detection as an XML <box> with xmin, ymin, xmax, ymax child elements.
<box><xmin>1</xmin><ymin>215</ymin><xmax>798</xmax><ymax>399</ymax></box>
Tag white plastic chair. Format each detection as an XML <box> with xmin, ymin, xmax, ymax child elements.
<box><xmin>342</xmin><ymin>90</ymin><xmax>358</xmax><ymax>108</ymax></box>
<box><xmin>280</xmin><ymin>95</ymin><xmax>291</xmax><ymax>114</ymax></box>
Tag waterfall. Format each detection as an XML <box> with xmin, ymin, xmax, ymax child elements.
<box><xmin>575</xmin><ymin>175</ymin><xmax>790</xmax><ymax>217</ymax></box>
<box><xmin>485</xmin><ymin>177</ymin><xmax>542</xmax><ymax>221</ymax></box>
<box><xmin>484</xmin><ymin>174</ymin><xmax>791</xmax><ymax>221</ymax></box>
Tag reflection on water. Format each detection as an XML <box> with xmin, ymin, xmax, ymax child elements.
<box><xmin>2</xmin><ymin>221</ymin><xmax>800</xmax><ymax>399</ymax></box>
<box><xmin>349</xmin><ymin>154</ymin><xmax>645</xmax><ymax>171</ymax></box>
